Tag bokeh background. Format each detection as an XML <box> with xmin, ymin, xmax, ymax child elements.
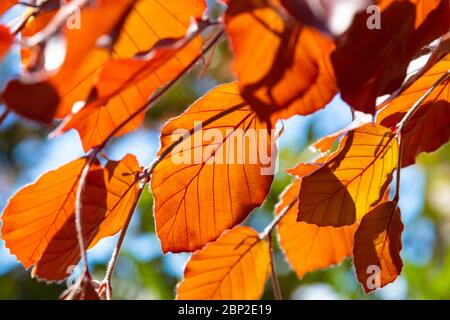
<box><xmin>1</xmin><ymin>1</ymin><xmax>450</xmax><ymax>300</ymax></box>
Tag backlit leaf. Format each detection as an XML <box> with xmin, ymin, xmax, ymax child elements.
<box><xmin>277</xmin><ymin>178</ymin><xmax>357</xmax><ymax>279</ymax></box>
<box><xmin>353</xmin><ymin>201</ymin><xmax>404</xmax><ymax>293</ymax></box>
<box><xmin>152</xmin><ymin>83</ymin><xmax>275</xmax><ymax>253</ymax></box>
<box><xmin>377</xmin><ymin>54</ymin><xmax>450</xmax><ymax>167</ymax></box>
<box><xmin>177</xmin><ymin>226</ymin><xmax>270</xmax><ymax>300</ymax></box>
<box><xmin>298</xmin><ymin>123</ymin><xmax>399</xmax><ymax>227</ymax></box>
<box><xmin>225</xmin><ymin>0</ymin><xmax>337</xmax><ymax>123</ymax></box>
<box><xmin>332</xmin><ymin>0</ymin><xmax>450</xmax><ymax>114</ymax></box>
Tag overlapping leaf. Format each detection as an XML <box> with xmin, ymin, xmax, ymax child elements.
<box><xmin>177</xmin><ymin>226</ymin><xmax>270</xmax><ymax>300</ymax></box>
<box><xmin>3</xmin><ymin>0</ymin><xmax>137</xmax><ymax>123</ymax></box>
<box><xmin>354</xmin><ymin>201</ymin><xmax>404</xmax><ymax>293</ymax></box>
<box><xmin>225</xmin><ymin>0</ymin><xmax>337</xmax><ymax>123</ymax></box>
<box><xmin>276</xmin><ymin>177</ymin><xmax>357</xmax><ymax>279</ymax></box>
<box><xmin>377</xmin><ymin>54</ymin><xmax>450</xmax><ymax>167</ymax></box>
<box><xmin>332</xmin><ymin>0</ymin><xmax>450</xmax><ymax>114</ymax></box>
<box><xmin>151</xmin><ymin>83</ymin><xmax>275</xmax><ymax>253</ymax></box>
<box><xmin>298</xmin><ymin>123</ymin><xmax>399</xmax><ymax>227</ymax></box>
<box><xmin>1</xmin><ymin>154</ymin><xmax>141</xmax><ymax>281</ymax></box>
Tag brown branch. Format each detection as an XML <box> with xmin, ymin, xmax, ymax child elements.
<box><xmin>102</xmin><ymin>185</ymin><xmax>145</xmax><ymax>300</ymax></box>
<box><xmin>259</xmin><ymin>197</ymin><xmax>298</xmax><ymax>240</ymax></box>
<box><xmin>0</xmin><ymin>110</ymin><xmax>10</xmax><ymax>127</ymax></box>
<box><xmin>268</xmin><ymin>232</ymin><xmax>282</xmax><ymax>300</ymax></box>
<box><xmin>74</xmin><ymin>152</ymin><xmax>98</xmax><ymax>273</ymax></box>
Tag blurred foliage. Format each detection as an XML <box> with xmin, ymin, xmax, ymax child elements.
<box><xmin>0</xmin><ymin>2</ymin><xmax>450</xmax><ymax>299</ymax></box>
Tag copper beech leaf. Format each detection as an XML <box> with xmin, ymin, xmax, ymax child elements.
<box><xmin>298</xmin><ymin>123</ymin><xmax>399</xmax><ymax>227</ymax></box>
<box><xmin>176</xmin><ymin>226</ymin><xmax>270</xmax><ymax>300</ymax></box>
<box><xmin>377</xmin><ymin>54</ymin><xmax>450</xmax><ymax>167</ymax></box>
<box><xmin>225</xmin><ymin>0</ymin><xmax>337</xmax><ymax>123</ymax></box>
<box><xmin>353</xmin><ymin>201</ymin><xmax>404</xmax><ymax>293</ymax></box>
<box><xmin>0</xmin><ymin>25</ymin><xmax>12</xmax><ymax>62</ymax></box>
<box><xmin>1</xmin><ymin>154</ymin><xmax>140</xmax><ymax>282</ymax></box>
<box><xmin>151</xmin><ymin>83</ymin><xmax>275</xmax><ymax>253</ymax></box>
<box><xmin>276</xmin><ymin>176</ymin><xmax>357</xmax><ymax>279</ymax></box>
<box><xmin>332</xmin><ymin>0</ymin><xmax>450</xmax><ymax>114</ymax></box>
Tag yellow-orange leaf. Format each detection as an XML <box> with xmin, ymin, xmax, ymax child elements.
<box><xmin>353</xmin><ymin>201</ymin><xmax>404</xmax><ymax>293</ymax></box>
<box><xmin>177</xmin><ymin>226</ymin><xmax>270</xmax><ymax>300</ymax></box>
<box><xmin>152</xmin><ymin>83</ymin><xmax>275</xmax><ymax>253</ymax></box>
<box><xmin>377</xmin><ymin>54</ymin><xmax>450</xmax><ymax>167</ymax></box>
<box><xmin>298</xmin><ymin>123</ymin><xmax>399</xmax><ymax>227</ymax></box>
<box><xmin>225</xmin><ymin>0</ymin><xmax>337</xmax><ymax>123</ymax></box>
<box><xmin>277</xmin><ymin>166</ymin><xmax>357</xmax><ymax>279</ymax></box>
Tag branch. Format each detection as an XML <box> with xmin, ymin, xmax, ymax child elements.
<box><xmin>0</xmin><ymin>110</ymin><xmax>10</xmax><ymax>127</ymax></box>
<box><xmin>259</xmin><ymin>197</ymin><xmax>298</xmax><ymax>240</ymax></box>
<box><xmin>393</xmin><ymin>70</ymin><xmax>450</xmax><ymax>200</ymax></box>
<box><xmin>74</xmin><ymin>152</ymin><xmax>98</xmax><ymax>274</ymax></box>
<box><xmin>101</xmin><ymin>185</ymin><xmax>145</xmax><ymax>300</ymax></box>
<box><xmin>268</xmin><ymin>232</ymin><xmax>282</xmax><ymax>300</ymax></box>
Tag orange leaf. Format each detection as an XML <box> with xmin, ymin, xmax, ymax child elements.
<box><xmin>298</xmin><ymin>123</ymin><xmax>399</xmax><ymax>227</ymax></box>
<box><xmin>176</xmin><ymin>226</ymin><xmax>270</xmax><ymax>300</ymax></box>
<box><xmin>0</xmin><ymin>0</ymin><xmax>16</xmax><ymax>16</ymax></box>
<box><xmin>332</xmin><ymin>0</ymin><xmax>450</xmax><ymax>114</ymax></box>
<box><xmin>277</xmin><ymin>178</ymin><xmax>357</xmax><ymax>279</ymax></box>
<box><xmin>33</xmin><ymin>154</ymin><xmax>140</xmax><ymax>281</ymax></box>
<box><xmin>1</xmin><ymin>154</ymin><xmax>141</xmax><ymax>282</ymax></box>
<box><xmin>225</xmin><ymin>0</ymin><xmax>337</xmax><ymax>123</ymax></box>
<box><xmin>151</xmin><ymin>83</ymin><xmax>275</xmax><ymax>253</ymax></box>
<box><xmin>353</xmin><ymin>201</ymin><xmax>404</xmax><ymax>293</ymax></box>
<box><xmin>377</xmin><ymin>54</ymin><xmax>450</xmax><ymax>167</ymax></box>
<box><xmin>1</xmin><ymin>158</ymin><xmax>91</xmax><ymax>273</ymax></box>
<box><xmin>0</xmin><ymin>25</ymin><xmax>13</xmax><ymax>62</ymax></box>
<box><xmin>55</xmin><ymin>34</ymin><xmax>204</xmax><ymax>152</ymax></box>
<box><xmin>3</xmin><ymin>0</ymin><xmax>137</xmax><ymax>123</ymax></box>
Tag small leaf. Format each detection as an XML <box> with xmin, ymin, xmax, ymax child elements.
<box><xmin>298</xmin><ymin>123</ymin><xmax>399</xmax><ymax>227</ymax></box>
<box><xmin>177</xmin><ymin>226</ymin><xmax>270</xmax><ymax>300</ymax></box>
<box><xmin>377</xmin><ymin>54</ymin><xmax>450</xmax><ymax>167</ymax></box>
<box><xmin>277</xmin><ymin>179</ymin><xmax>357</xmax><ymax>279</ymax></box>
<box><xmin>353</xmin><ymin>201</ymin><xmax>404</xmax><ymax>293</ymax></box>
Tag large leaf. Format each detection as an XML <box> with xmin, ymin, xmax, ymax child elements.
<box><xmin>298</xmin><ymin>123</ymin><xmax>399</xmax><ymax>227</ymax></box>
<box><xmin>151</xmin><ymin>83</ymin><xmax>275</xmax><ymax>253</ymax></box>
<box><xmin>225</xmin><ymin>0</ymin><xmax>337</xmax><ymax>123</ymax></box>
<box><xmin>354</xmin><ymin>201</ymin><xmax>404</xmax><ymax>293</ymax></box>
<box><xmin>332</xmin><ymin>0</ymin><xmax>450</xmax><ymax>114</ymax></box>
<box><xmin>377</xmin><ymin>54</ymin><xmax>450</xmax><ymax>167</ymax></box>
<box><xmin>177</xmin><ymin>226</ymin><xmax>270</xmax><ymax>300</ymax></box>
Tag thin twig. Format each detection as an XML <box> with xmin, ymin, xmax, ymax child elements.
<box><xmin>259</xmin><ymin>197</ymin><xmax>298</xmax><ymax>240</ymax></box>
<box><xmin>74</xmin><ymin>152</ymin><xmax>98</xmax><ymax>273</ymax></box>
<box><xmin>393</xmin><ymin>70</ymin><xmax>450</xmax><ymax>200</ymax></box>
<box><xmin>0</xmin><ymin>110</ymin><xmax>10</xmax><ymax>127</ymax></box>
<box><xmin>268</xmin><ymin>232</ymin><xmax>282</xmax><ymax>300</ymax></box>
<box><xmin>102</xmin><ymin>185</ymin><xmax>145</xmax><ymax>300</ymax></box>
